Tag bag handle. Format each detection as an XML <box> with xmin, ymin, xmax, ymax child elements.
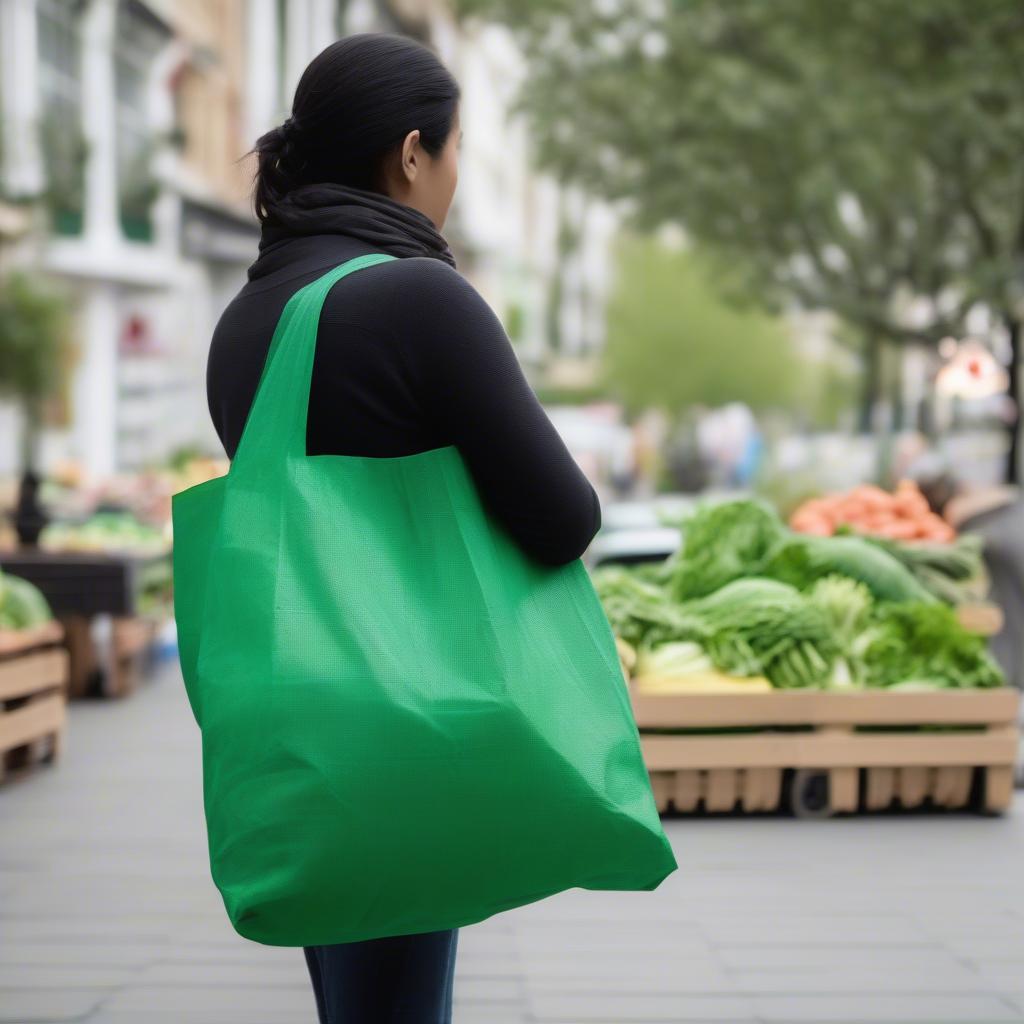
<box><xmin>230</xmin><ymin>252</ymin><xmax>399</xmax><ymax>475</ymax></box>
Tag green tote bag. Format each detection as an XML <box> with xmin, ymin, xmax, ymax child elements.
<box><xmin>172</xmin><ymin>252</ymin><xmax>677</xmax><ymax>947</ymax></box>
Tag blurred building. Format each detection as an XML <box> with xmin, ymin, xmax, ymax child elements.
<box><xmin>0</xmin><ymin>0</ymin><xmax>257</xmax><ymax>478</ymax></box>
<box><xmin>0</xmin><ymin>0</ymin><xmax>620</xmax><ymax>482</ymax></box>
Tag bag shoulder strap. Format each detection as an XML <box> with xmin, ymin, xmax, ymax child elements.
<box><xmin>231</xmin><ymin>253</ymin><xmax>399</xmax><ymax>471</ymax></box>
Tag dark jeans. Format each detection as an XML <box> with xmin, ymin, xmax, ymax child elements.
<box><xmin>303</xmin><ymin>928</ymin><xmax>458</xmax><ymax>1024</ymax></box>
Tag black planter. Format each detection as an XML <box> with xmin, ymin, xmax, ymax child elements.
<box><xmin>12</xmin><ymin>469</ymin><xmax>49</xmax><ymax>547</ymax></box>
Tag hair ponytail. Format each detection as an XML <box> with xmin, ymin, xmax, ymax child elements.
<box><xmin>247</xmin><ymin>33</ymin><xmax>460</xmax><ymax>223</ymax></box>
<box><xmin>252</xmin><ymin>116</ymin><xmax>311</xmax><ymax>221</ymax></box>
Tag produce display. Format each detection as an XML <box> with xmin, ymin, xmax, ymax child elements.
<box><xmin>8</xmin><ymin>455</ymin><xmax>228</xmax><ymax>539</ymax></box>
<box><xmin>595</xmin><ymin>499</ymin><xmax>1005</xmax><ymax>695</ymax></box>
<box><xmin>865</xmin><ymin>533</ymin><xmax>988</xmax><ymax>606</ymax></box>
<box><xmin>789</xmin><ymin>480</ymin><xmax>956</xmax><ymax>542</ymax></box>
<box><xmin>136</xmin><ymin>557</ymin><xmax>174</xmax><ymax>618</ymax></box>
<box><xmin>0</xmin><ymin>568</ymin><xmax>54</xmax><ymax>630</ymax></box>
<box><xmin>39</xmin><ymin>512</ymin><xmax>170</xmax><ymax>555</ymax></box>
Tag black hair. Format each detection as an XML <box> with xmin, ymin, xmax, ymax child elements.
<box><xmin>248</xmin><ymin>32</ymin><xmax>461</xmax><ymax>222</ymax></box>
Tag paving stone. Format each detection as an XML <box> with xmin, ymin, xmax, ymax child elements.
<box><xmin>448</xmin><ymin>976</ymin><xmax>522</xmax><ymax>1001</ymax></box>
<box><xmin>727</xmin><ymin>963</ymin><xmax>991</xmax><ymax>993</ymax></box>
<box><xmin>526</xmin><ymin>991</ymin><xmax>758</xmax><ymax>1021</ymax></box>
<box><xmin>716</xmin><ymin>944</ymin><xmax>960</xmax><ymax>971</ymax></box>
<box><xmin>133</xmin><ymin>960</ymin><xmax>312</xmax><ymax>987</ymax></box>
<box><xmin>0</xmin><ymin>988</ymin><xmax>106</xmax><ymax>1023</ymax></box>
<box><xmin>0</xmin><ymin>942</ymin><xmax>164</xmax><ymax>967</ymax></box>
<box><xmin>510</xmin><ymin>921</ymin><xmax>710</xmax><ymax>955</ymax></box>
<box><xmin>97</xmin><ymin>983</ymin><xmax>318</xmax><ymax>1014</ymax></box>
<box><xmin>702</xmin><ymin>914</ymin><xmax>931</xmax><ymax>945</ymax></box>
<box><xmin>750</xmin><ymin>993</ymin><xmax>1024</xmax><ymax>1021</ymax></box>
<box><xmin>445</xmin><ymin>1013</ymin><xmax>527</xmax><ymax>1024</ymax></box>
<box><xmin>83</xmin><ymin>1012</ymin><xmax>313</xmax><ymax>1024</ymax></box>
<box><xmin>515</xmin><ymin>954</ymin><xmax>726</xmax><ymax>986</ymax></box>
<box><xmin>452</xmin><ymin>951</ymin><xmax>525</xmax><ymax>977</ymax></box>
<box><xmin>0</xmin><ymin>965</ymin><xmax>137</xmax><ymax>989</ymax></box>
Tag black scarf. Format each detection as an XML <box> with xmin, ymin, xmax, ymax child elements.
<box><xmin>256</xmin><ymin>182</ymin><xmax>457</xmax><ymax>270</ymax></box>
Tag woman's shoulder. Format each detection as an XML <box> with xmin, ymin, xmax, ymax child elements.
<box><xmin>326</xmin><ymin>255</ymin><xmax>498</xmax><ymax>336</ymax></box>
<box><xmin>367</xmin><ymin>255</ymin><xmax>482</xmax><ymax>303</ymax></box>
<box><xmin>364</xmin><ymin>255</ymin><xmax>485</xmax><ymax>303</ymax></box>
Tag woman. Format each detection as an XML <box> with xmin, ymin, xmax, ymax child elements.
<box><xmin>206</xmin><ymin>32</ymin><xmax>602</xmax><ymax>1024</ymax></box>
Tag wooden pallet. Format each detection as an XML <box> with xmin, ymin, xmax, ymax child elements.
<box><xmin>0</xmin><ymin>621</ymin><xmax>69</xmax><ymax>781</ymax></box>
<box><xmin>630</xmin><ymin>687</ymin><xmax>1020</xmax><ymax>817</ymax></box>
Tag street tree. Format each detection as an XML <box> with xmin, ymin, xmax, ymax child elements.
<box><xmin>456</xmin><ymin>0</ymin><xmax>1024</xmax><ymax>482</ymax></box>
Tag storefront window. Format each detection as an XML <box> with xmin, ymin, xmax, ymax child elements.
<box><xmin>37</xmin><ymin>0</ymin><xmax>86</xmax><ymax>234</ymax></box>
<box><xmin>114</xmin><ymin>1</ymin><xmax>166</xmax><ymax>241</ymax></box>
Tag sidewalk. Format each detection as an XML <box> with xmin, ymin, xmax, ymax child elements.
<box><xmin>3</xmin><ymin>659</ymin><xmax>1024</xmax><ymax>1023</ymax></box>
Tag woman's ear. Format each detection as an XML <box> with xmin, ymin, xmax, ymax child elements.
<box><xmin>401</xmin><ymin>129</ymin><xmax>422</xmax><ymax>182</ymax></box>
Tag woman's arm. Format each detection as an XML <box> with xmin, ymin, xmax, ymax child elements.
<box><xmin>391</xmin><ymin>259</ymin><xmax>602</xmax><ymax>566</ymax></box>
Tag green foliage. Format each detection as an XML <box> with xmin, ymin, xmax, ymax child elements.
<box><xmin>504</xmin><ymin>299</ymin><xmax>524</xmax><ymax>341</ymax></box>
<box><xmin>0</xmin><ymin>270</ymin><xmax>73</xmax><ymax>468</ymax></box>
<box><xmin>682</xmin><ymin>577</ymin><xmax>838</xmax><ymax>688</ymax></box>
<box><xmin>533</xmin><ymin>383</ymin><xmax>609</xmax><ymax>406</ymax></box>
<box><xmin>664</xmin><ymin>497</ymin><xmax>785</xmax><ymax>601</ymax></box>
<box><xmin>864</xmin><ymin>602</ymin><xmax>1005</xmax><ymax>689</ymax></box>
<box><xmin>456</xmin><ymin>0</ymin><xmax>1024</xmax><ymax>477</ymax></box>
<box><xmin>864</xmin><ymin>533</ymin><xmax>988</xmax><ymax>605</ymax></box>
<box><xmin>764</xmin><ymin>534</ymin><xmax>937</xmax><ymax>604</ymax></box>
<box><xmin>118</xmin><ymin>134</ymin><xmax>161</xmax><ymax>235</ymax></box>
<box><xmin>455</xmin><ymin>0</ymin><xmax>1024</xmax><ymax>334</ymax></box>
<box><xmin>600</xmin><ymin>234</ymin><xmax>807</xmax><ymax>417</ymax></box>
<box><xmin>592</xmin><ymin>564</ymin><xmax>707</xmax><ymax>649</ymax></box>
<box><xmin>167</xmin><ymin>444</ymin><xmax>209</xmax><ymax>471</ymax></box>
<box><xmin>38</xmin><ymin>106</ymin><xmax>88</xmax><ymax>224</ymax></box>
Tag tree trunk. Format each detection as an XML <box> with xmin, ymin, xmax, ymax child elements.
<box><xmin>858</xmin><ymin>333</ymin><xmax>882</xmax><ymax>434</ymax></box>
<box><xmin>1007</xmin><ymin>317</ymin><xmax>1021</xmax><ymax>486</ymax></box>
<box><xmin>889</xmin><ymin>344</ymin><xmax>905</xmax><ymax>434</ymax></box>
<box><xmin>19</xmin><ymin>401</ymin><xmax>40</xmax><ymax>474</ymax></box>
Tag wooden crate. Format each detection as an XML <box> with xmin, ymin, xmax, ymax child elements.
<box><xmin>105</xmin><ymin>615</ymin><xmax>160</xmax><ymax>698</ymax></box>
<box><xmin>0</xmin><ymin>621</ymin><xmax>69</xmax><ymax>781</ymax></box>
<box><xmin>60</xmin><ymin>614</ymin><xmax>100</xmax><ymax>699</ymax></box>
<box><xmin>630</xmin><ymin>687</ymin><xmax>1021</xmax><ymax>817</ymax></box>
<box><xmin>59</xmin><ymin>613</ymin><xmax>160</xmax><ymax>699</ymax></box>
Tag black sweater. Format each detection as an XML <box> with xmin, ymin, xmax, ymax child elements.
<box><xmin>206</xmin><ymin>233</ymin><xmax>601</xmax><ymax>566</ymax></box>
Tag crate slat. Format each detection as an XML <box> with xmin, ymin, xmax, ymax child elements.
<box><xmin>631</xmin><ymin>688</ymin><xmax>1020</xmax><ymax>728</ymax></box>
<box><xmin>648</xmin><ymin>771</ymin><xmax>672</xmax><ymax>813</ymax></box>
<box><xmin>672</xmin><ymin>771</ymin><xmax>701</xmax><ymax>812</ymax></box>
<box><xmin>705</xmin><ymin>769</ymin><xmax>738</xmax><ymax>812</ymax></box>
<box><xmin>0</xmin><ymin>625</ymin><xmax>70</xmax><ymax>781</ymax></box>
<box><xmin>985</xmin><ymin>766</ymin><xmax>1015</xmax><ymax>812</ymax></box>
<box><xmin>641</xmin><ymin>726</ymin><xmax>1019</xmax><ymax>771</ymax></box>
<box><xmin>0</xmin><ymin>621</ymin><xmax>64</xmax><ymax>657</ymax></box>
<box><xmin>0</xmin><ymin>650</ymin><xmax>69</xmax><ymax>701</ymax></box>
<box><xmin>0</xmin><ymin>693</ymin><xmax>65</xmax><ymax>754</ymax></box>
<box><xmin>830</xmin><ymin>767</ymin><xmax>860</xmax><ymax>812</ymax></box>
<box><xmin>898</xmin><ymin>766</ymin><xmax>930</xmax><ymax>808</ymax></box>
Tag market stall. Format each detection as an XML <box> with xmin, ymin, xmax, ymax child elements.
<box><xmin>0</xmin><ymin>571</ymin><xmax>69</xmax><ymax>782</ymax></box>
<box><xmin>595</xmin><ymin>486</ymin><xmax>1020</xmax><ymax>817</ymax></box>
<box><xmin>0</xmin><ymin>456</ymin><xmax>220</xmax><ymax>698</ymax></box>
<box><xmin>0</xmin><ymin>539</ymin><xmax>171</xmax><ymax>698</ymax></box>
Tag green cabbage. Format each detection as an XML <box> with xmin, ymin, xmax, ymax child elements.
<box><xmin>0</xmin><ymin>571</ymin><xmax>53</xmax><ymax>630</ymax></box>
